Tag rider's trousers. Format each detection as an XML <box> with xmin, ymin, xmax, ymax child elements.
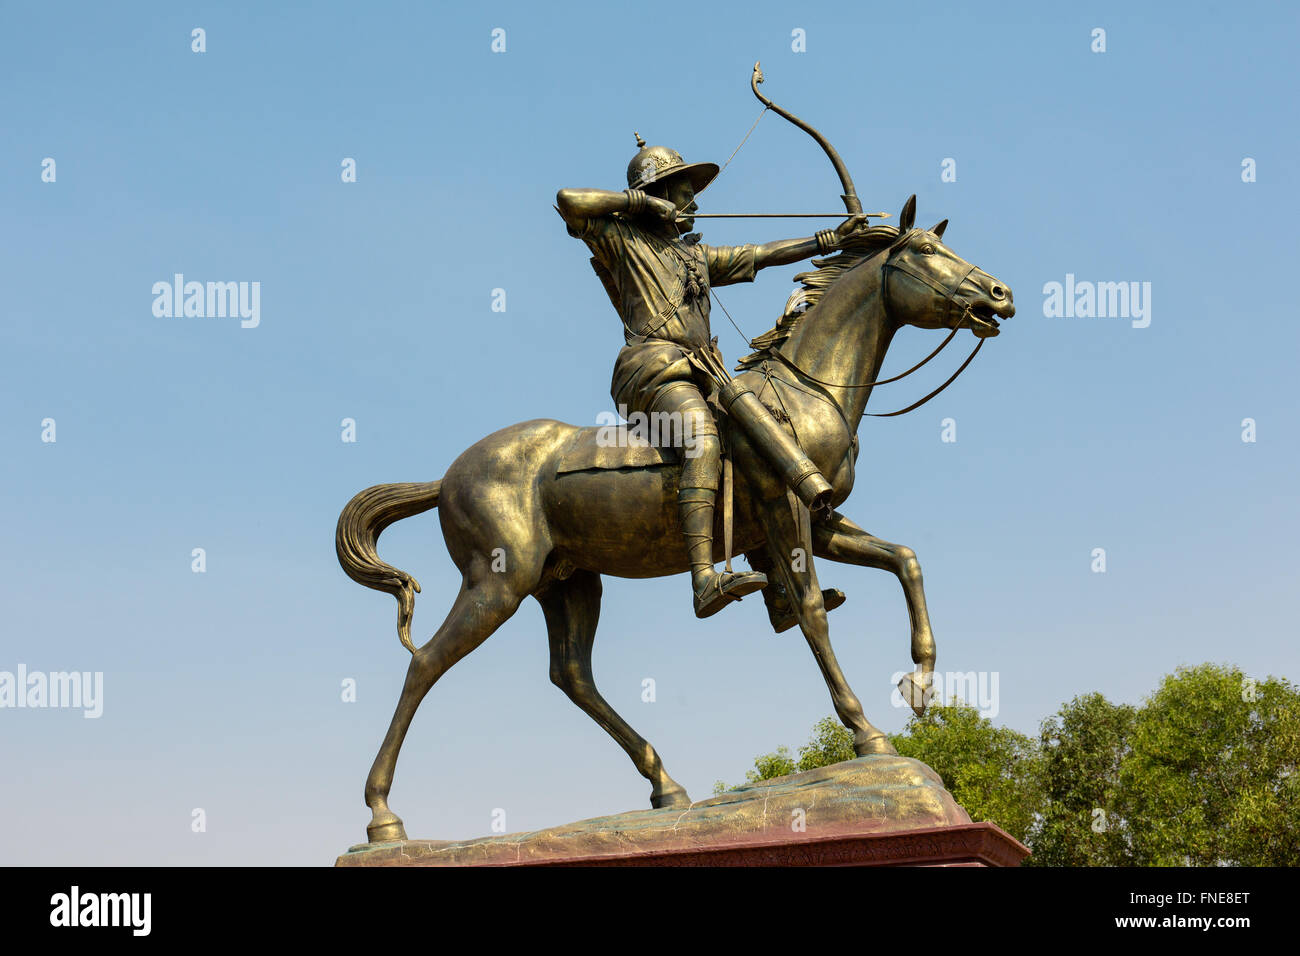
<box><xmin>650</xmin><ymin>381</ymin><xmax>719</xmax><ymax>491</ymax></box>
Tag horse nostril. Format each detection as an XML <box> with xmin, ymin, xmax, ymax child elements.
<box><xmin>990</xmin><ymin>285</ymin><xmax>1006</xmax><ymax>299</ymax></box>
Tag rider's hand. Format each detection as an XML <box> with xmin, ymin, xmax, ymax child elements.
<box><xmin>834</xmin><ymin>213</ymin><xmax>870</xmax><ymax>244</ymax></box>
<box><xmin>646</xmin><ymin>195</ymin><xmax>680</xmax><ymax>224</ymax></box>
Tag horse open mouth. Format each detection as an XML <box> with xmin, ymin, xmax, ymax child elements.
<box><xmin>968</xmin><ymin>302</ymin><xmax>1001</xmax><ymax>337</ymax></box>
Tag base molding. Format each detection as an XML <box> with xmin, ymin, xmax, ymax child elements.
<box><xmin>338</xmin><ymin>820</ymin><xmax>1027</xmax><ymax>867</ymax></box>
<box><xmin>336</xmin><ymin>755</ymin><xmax>1029</xmax><ymax>867</ymax></box>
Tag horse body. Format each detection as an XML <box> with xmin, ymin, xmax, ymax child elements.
<box><xmin>425</xmin><ymin>418</ymin><xmax>754</xmax><ymax>578</ymax></box>
<box><xmin>338</xmin><ymin>203</ymin><xmax>1015</xmax><ymax>843</ymax></box>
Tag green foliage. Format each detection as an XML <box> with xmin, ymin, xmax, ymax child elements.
<box><xmin>745</xmin><ymin>745</ymin><xmax>797</xmax><ymax>784</ymax></box>
<box><xmin>720</xmin><ymin>663</ymin><xmax>1300</xmax><ymax>866</ymax></box>
<box><xmin>711</xmin><ymin>718</ymin><xmax>854</xmax><ymax>795</ymax></box>
<box><xmin>1026</xmin><ymin>693</ymin><xmax>1137</xmax><ymax>866</ymax></box>
<box><xmin>713</xmin><ymin>701</ymin><xmax>1043</xmax><ymax>847</ymax></box>
<box><xmin>795</xmin><ymin>716</ymin><xmax>857</xmax><ymax>771</ymax></box>
<box><xmin>888</xmin><ymin>699</ymin><xmax>1043</xmax><ymax>846</ymax></box>
<box><xmin>1119</xmin><ymin>664</ymin><xmax>1300</xmax><ymax>866</ymax></box>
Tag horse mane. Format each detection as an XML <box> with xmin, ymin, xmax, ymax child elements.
<box><xmin>735</xmin><ymin>224</ymin><xmax>902</xmax><ymax>371</ymax></box>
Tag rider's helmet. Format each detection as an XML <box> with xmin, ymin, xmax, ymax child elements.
<box><xmin>626</xmin><ymin>133</ymin><xmax>719</xmax><ymax>196</ymax></box>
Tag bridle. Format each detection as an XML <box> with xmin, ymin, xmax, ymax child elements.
<box><xmin>761</xmin><ymin>238</ymin><xmax>987</xmax><ymax>417</ymax></box>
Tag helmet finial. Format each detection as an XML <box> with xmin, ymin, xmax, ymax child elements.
<box><xmin>634</xmin><ymin>131</ymin><xmax>647</xmax><ymax>149</ymax></box>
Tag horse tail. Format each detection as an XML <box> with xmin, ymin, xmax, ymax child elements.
<box><xmin>336</xmin><ymin>481</ymin><xmax>442</xmax><ymax>654</ymax></box>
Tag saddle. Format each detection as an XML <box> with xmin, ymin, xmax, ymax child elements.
<box><xmin>555</xmin><ymin>384</ymin><xmax>731</xmax><ymax>478</ymax></box>
<box><xmin>554</xmin><ymin>423</ymin><xmax>684</xmax><ymax>476</ymax></box>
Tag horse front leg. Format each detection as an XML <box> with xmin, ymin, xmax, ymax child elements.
<box><xmin>812</xmin><ymin>511</ymin><xmax>937</xmax><ymax>716</ymax></box>
<box><xmin>759</xmin><ymin>495</ymin><xmax>897</xmax><ymax>757</ymax></box>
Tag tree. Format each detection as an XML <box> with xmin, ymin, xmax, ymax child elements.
<box><xmin>718</xmin><ymin>664</ymin><xmax>1300</xmax><ymax>865</ymax></box>
<box><xmin>710</xmin><ymin>717</ymin><xmax>852</xmax><ymax>795</ymax></box>
<box><xmin>1026</xmin><ymin>693</ymin><xmax>1137</xmax><ymax>866</ymax></box>
<box><xmin>889</xmin><ymin>700</ymin><xmax>1043</xmax><ymax>846</ymax></box>
<box><xmin>1119</xmin><ymin>663</ymin><xmax>1300</xmax><ymax>866</ymax></box>
<box><xmin>715</xmin><ymin>702</ymin><xmax>1043</xmax><ymax>847</ymax></box>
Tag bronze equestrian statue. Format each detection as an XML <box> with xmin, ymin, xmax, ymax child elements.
<box><xmin>556</xmin><ymin>133</ymin><xmax>871</xmax><ymax>621</ymax></box>
<box><xmin>336</xmin><ymin>65</ymin><xmax>1015</xmax><ymax>843</ymax></box>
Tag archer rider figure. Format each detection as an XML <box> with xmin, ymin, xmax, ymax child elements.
<box><xmin>556</xmin><ymin>134</ymin><xmax>867</xmax><ymax>620</ymax></box>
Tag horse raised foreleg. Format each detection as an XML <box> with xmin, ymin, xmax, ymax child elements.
<box><xmin>364</xmin><ymin>560</ymin><xmax>528</xmax><ymax>843</ymax></box>
<box><xmin>812</xmin><ymin>512</ymin><xmax>937</xmax><ymax>716</ymax></box>
<box><xmin>537</xmin><ymin>569</ymin><xmax>691</xmax><ymax>809</ymax></box>
<box><xmin>760</xmin><ymin>495</ymin><xmax>897</xmax><ymax>757</ymax></box>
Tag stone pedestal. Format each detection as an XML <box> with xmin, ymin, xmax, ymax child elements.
<box><xmin>335</xmin><ymin>754</ymin><xmax>1029</xmax><ymax>867</ymax></box>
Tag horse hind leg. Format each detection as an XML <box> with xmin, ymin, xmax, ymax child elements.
<box><xmin>364</xmin><ymin>559</ymin><xmax>530</xmax><ymax>843</ymax></box>
<box><xmin>538</xmin><ymin>569</ymin><xmax>691</xmax><ymax>809</ymax></box>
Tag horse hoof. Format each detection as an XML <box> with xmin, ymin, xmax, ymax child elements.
<box><xmin>367</xmin><ymin>813</ymin><xmax>408</xmax><ymax>844</ymax></box>
<box><xmin>898</xmin><ymin>670</ymin><xmax>933</xmax><ymax>717</ymax></box>
<box><xmin>650</xmin><ymin>787</ymin><xmax>691</xmax><ymax>809</ymax></box>
<box><xmin>854</xmin><ymin>734</ymin><xmax>898</xmax><ymax>757</ymax></box>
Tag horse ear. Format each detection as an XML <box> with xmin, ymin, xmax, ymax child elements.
<box><xmin>898</xmin><ymin>194</ymin><xmax>916</xmax><ymax>232</ymax></box>
<box><xmin>930</xmin><ymin>219</ymin><xmax>948</xmax><ymax>239</ymax></box>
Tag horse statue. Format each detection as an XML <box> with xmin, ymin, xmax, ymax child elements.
<box><xmin>336</xmin><ymin>192</ymin><xmax>1015</xmax><ymax>843</ymax></box>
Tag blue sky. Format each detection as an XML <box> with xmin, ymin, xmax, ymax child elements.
<box><xmin>2</xmin><ymin>0</ymin><xmax>1297</xmax><ymax>864</ymax></box>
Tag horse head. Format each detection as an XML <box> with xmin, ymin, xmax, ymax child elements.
<box><xmin>881</xmin><ymin>195</ymin><xmax>1015</xmax><ymax>339</ymax></box>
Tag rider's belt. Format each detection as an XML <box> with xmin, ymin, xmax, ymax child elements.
<box><xmin>718</xmin><ymin>380</ymin><xmax>832</xmax><ymax>512</ymax></box>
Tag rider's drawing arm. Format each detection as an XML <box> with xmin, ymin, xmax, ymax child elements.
<box><xmin>556</xmin><ymin>188</ymin><xmax>677</xmax><ymax>232</ymax></box>
<box><xmin>555</xmin><ymin>188</ymin><xmax>629</xmax><ymax>223</ymax></box>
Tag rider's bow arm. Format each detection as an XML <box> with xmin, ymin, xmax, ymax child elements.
<box><xmin>703</xmin><ymin>235</ymin><xmax>829</xmax><ymax>289</ymax></box>
<box><xmin>750</xmin><ymin>234</ymin><xmax>836</xmax><ymax>271</ymax></box>
<box><xmin>747</xmin><ymin>215</ymin><xmax>873</xmax><ymax>271</ymax></box>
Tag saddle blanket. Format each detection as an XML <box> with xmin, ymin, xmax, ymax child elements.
<box><xmin>555</xmin><ymin>425</ymin><xmax>680</xmax><ymax>476</ymax></box>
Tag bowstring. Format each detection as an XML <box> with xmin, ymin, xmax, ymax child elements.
<box><xmin>699</xmin><ymin>107</ymin><xmax>770</xmax><ymax>351</ymax></box>
<box><xmin>717</xmin><ymin>106</ymin><xmax>769</xmax><ymax>180</ymax></box>
<box><xmin>708</xmin><ymin>286</ymin><xmax>754</xmax><ymax>353</ymax></box>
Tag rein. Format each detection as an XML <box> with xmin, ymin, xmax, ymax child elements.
<box><xmin>765</xmin><ymin>331</ymin><xmax>983</xmax><ymax>418</ymax></box>
<box><xmin>771</xmin><ymin>320</ymin><xmax>962</xmax><ymax>390</ymax></box>
<box><xmin>761</xmin><ymin>249</ymin><xmax>988</xmax><ymax>417</ymax></box>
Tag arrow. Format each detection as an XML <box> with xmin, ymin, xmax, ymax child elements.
<box><xmin>678</xmin><ymin>212</ymin><xmax>891</xmax><ymax>220</ymax></box>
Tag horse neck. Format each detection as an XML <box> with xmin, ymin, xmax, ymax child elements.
<box><xmin>779</xmin><ymin>255</ymin><xmax>897</xmax><ymax>430</ymax></box>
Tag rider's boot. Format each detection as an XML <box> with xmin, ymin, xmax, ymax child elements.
<box><xmin>763</xmin><ymin>583</ymin><xmax>847</xmax><ymax>633</ymax></box>
<box><xmin>744</xmin><ymin>548</ymin><xmax>845</xmax><ymax>633</ymax></box>
<box><xmin>718</xmin><ymin>380</ymin><xmax>833</xmax><ymax>515</ymax></box>
<box><xmin>680</xmin><ymin>486</ymin><xmax>767</xmax><ymax>618</ymax></box>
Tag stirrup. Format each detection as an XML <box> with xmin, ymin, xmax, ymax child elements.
<box><xmin>693</xmin><ymin>569</ymin><xmax>768</xmax><ymax>619</ymax></box>
<box><xmin>769</xmin><ymin>588</ymin><xmax>846</xmax><ymax>633</ymax></box>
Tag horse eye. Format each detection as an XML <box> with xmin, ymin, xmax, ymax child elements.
<box><xmin>920</xmin><ymin>244</ymin><xmax>935</xmax><ymax>255</ymax></box>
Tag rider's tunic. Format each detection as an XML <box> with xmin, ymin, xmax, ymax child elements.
<box><xmin>562</xmin><ymin>211</ymin><xmax>758</xmax><ymax>418</ymax></box>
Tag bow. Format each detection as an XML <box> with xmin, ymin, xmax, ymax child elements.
<box><xmin>750</xmin><ymin>61</ymin><xmax>863</xmax><ymax>217</ymax></box>
<box><xmin>721</xmin><ymin>64</ymin><xmax>985</xmax><ymax>414</ymax></box>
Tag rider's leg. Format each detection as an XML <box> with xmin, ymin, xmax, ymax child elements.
<box><xmin>655</xmin><ymin>384</ymin><xmax>767</xmax><ymax>618</ymax></box>
<box><xmin>744</xmin><ymin>547</ymin><xmax>846</xmax><ymax>634</ymax></box>
<box><xmin>717</xmin><ymin>380</ymin><xmax>833</xmax><ymax>516</ymax></box>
